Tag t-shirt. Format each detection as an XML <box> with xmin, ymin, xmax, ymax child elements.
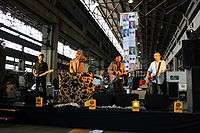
<box><xmin>147</xmin><ymin>60</ymin><xmax>166</xmax><ymax>84</ymax></box>
<box><xmin>32</xmin><ymin>61</ymin><xmax>48</xmax><ymax>77</ymax></box>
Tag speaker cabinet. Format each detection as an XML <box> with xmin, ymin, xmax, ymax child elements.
<box><xmin>144</xmin><ymin>94</ymin><xmax>169</xmax><ymax>111</ymax></box>
<box><xmin>167</xmin><ymin>82</ymin><xmax>178</xmax><ymax>97</ymax></box>
<box><xmin>182</xmin><ymin>40</ymin><xmax>200</xmax><ymax>69</ymax></box>
<box><xmin>92</xmin><ymin>92</ymin><xmax>112</xmax><ymax>106</ymax></box>
<box><xmin>92</xmin><ymin>92</ymin><xmax>139</xmax><ymax>107</ymax></box>
<box><xmin>113</xmin><ymin>93</ymin><xmax>139</xmax><ymax>107</ymax></box>
<box><xmin>187</xmin><ymin>67</ymin><xmax>200</xmax><ymax>112</ymax></box>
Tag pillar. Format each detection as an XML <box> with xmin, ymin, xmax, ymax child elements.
<box><xmin>41</xmin><ymin>23</ymin><xmax>58</xmax><ymax>83</ymax></box>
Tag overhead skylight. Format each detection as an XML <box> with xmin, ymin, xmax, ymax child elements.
<box><xmin>0</xmin><ymin>10</ymin><xmax>43</xmax><ymax>46</ymax></box>
<box><xmin>80</xmin><ymin>0</ymin><xmax>123</xmax><ymax>55</ymax></box>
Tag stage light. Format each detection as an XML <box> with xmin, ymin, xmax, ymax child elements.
<box><xmin>128</xmin><ymin>0</ymin><xmax>134</xmax><ymax>4</ymax></box>
<box><xmin>174</xmin><ymin>100</ymin><xmax>183</xmax><ymax>113</ymax></box>
<box><xmin>132</xmin><ymin>100</ymin><xmax>140</xmax><ymax>112</ymax></box>
<box><xmin>84</xmin><ymin>99</ymin><xmax>96</xmax><ymax>110</ymax></box>
<box><xmin>36</xmin><ymin>96</ymin><xmax>43</xmax><ymax>107</ymax></box>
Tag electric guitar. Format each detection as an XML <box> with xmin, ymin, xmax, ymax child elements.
<box><xmin>30</xmin><ymin>69</ymin><xmax>54</xmax><ymax>91</ymax></box>
<box><xmin>147</xmin><ymin>74</ymin><xmax>157</xmax><ymax>81</ymax></box>
<box><xmin>146</xmin><ymin>72</ymin><xmax>166</xmax><ymax>84</ymax></box>
<box><xmin>33</xmin><ymin>69</ymin><xmax>54</xmax><ymax>77</ymax></box>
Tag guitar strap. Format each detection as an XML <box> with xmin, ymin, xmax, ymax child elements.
<box><xmin>116</xmin><ymin>62</ymin><xmax>121</xmax><ymax>72</ymax></box>
<box><xmin>156</xmin><ymin>61</ymin><xmax>161</xmax><ymax>76</ymax></box>
<box><xmin>155</xmin><ymin>61</ymin><xmax>162</xmax><ymax>83</ymax></box>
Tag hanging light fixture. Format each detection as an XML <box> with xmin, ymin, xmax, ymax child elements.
<box><xmin>128</xmin><ymin>0</ymin><xmax>134</xmax><ymax>4</ymax></box>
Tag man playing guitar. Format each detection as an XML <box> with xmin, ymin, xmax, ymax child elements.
<box><xmin>108</xmin><ymin>55</ymin><xmax>127</xmax><ymax>105</ymax></box>
<box><xmin>33</xmin><ymin>54</ymin><xmax>52</xmax><ymax>102</ymax></box>
<box><xmin>146</xmin><ymin>52</ymin><xmax>166</xmax><ymax>95</ymax></box>
<box><xmin>108</xmin><ymin>55</ymin><xmax>127</xmax><ymax>92</ymax></box>
<box><xmin>108</xmin><ymin>55</ymin><xmax>127</xmax><ymax>82</ymax></box>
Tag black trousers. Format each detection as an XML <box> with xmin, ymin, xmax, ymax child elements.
<box><xmin>35</xmin><ymin>77</ymin><xmax>47</xmax><ymax>101</ymax></box>
<box><xmin>113</xmin><ymin>78</ymin><xmax>124</xmax><ymax>95</ymax></box>
<box><xmin>110</xmin><ymin>78</ymin><xmax>124</xmax><ymax>105</ymax></box>
<box><xmin>152</xmin><ymin>82</ymin><xmax>166</xmax><ymax>95</ymax></box>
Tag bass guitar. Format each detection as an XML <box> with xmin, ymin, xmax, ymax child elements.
<box><xmin>33</xmin><ymin>69</ymin><xmax>54</xmax><ymax>77</ymax></box>
<box><xmin>31</xmin><ymin>69</ymin><xmax>54</xmax><ymax>91</ymax></box>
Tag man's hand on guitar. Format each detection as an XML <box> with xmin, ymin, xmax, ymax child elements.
<box><xmin>33</xmin><ymin>70</ymin><xmax>39</xmax><ymax>77</ymax></box>
<box><xmin>116</xmin><ymin>71</ymin><xmax>125</xmax><ymax>77</ymax></box>
<box><xmin>147</xmin><ymin>74</ymin><xmax>156</xmax><ymax>81</ymax></box>
<box><xmin>33</xmin><ymin>73</ymin><xmax>39</xmax><ymax>77</ymax></box>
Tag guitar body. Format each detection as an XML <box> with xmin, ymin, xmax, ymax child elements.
<box><xmin>147</xmin><ymin>72</ymin><xmax>166</xmax><ymax>85</ymax></box>
<box><xmin>109</xmin><ymin>71</ymin><xmax>126</xmax><ymax>82</ymax></box>
<box><xmin>38</xmin><ymin>69</ymin><xmax>54</xmax><ymax>77</ymax></box>
<box><xmin>148</xmin><ymin>75</ymin><xmax>156</xmax><ymax>81</ymax></box>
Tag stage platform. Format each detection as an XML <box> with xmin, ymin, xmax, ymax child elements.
<box><xmin>1</xmin><ymin>104</ymin><xmax>200</xmax><ymax>133</ymax></box>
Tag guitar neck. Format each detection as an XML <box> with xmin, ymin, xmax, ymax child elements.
<box><xmin>38</xmin><ymin>70</ymin><xmax>53</xmax><ymax>77</ymax></box>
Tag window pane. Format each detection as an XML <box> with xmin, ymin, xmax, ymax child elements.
<box><xmin>25</xmin><ymin>67</ymin><xmax>32</xmax><ymax>72</ymax></box>
<box><xmin>57</xmin><ymin>41</ymin><xmax>64</xmax><ymax>55</ymax></box>
<box><xmin>5</xmin><ymin>64</ymin><xmax>15</xmax><ymax>70</ymax></box>
<box><xmin>15</xmin><ymin>58</ymin><xmax>19</xmax><ymax>62</ymax></box>
<box><xmin>15</xmin><ymin>66</ymin><xmax>19</xmax><ymax>71</ymax></box>
<box><xmin>0</xmin><ymin>10</ymin><xmax>43</xmax><ymax>42</ymax></box>
<box><xmin>24</xmin><ymin>47</ymin><xmax>40</xmax><ymax>56</ymax></box>
<box><xmin>4</xmin><ymin>40</ymin><xmax>22</xmax><ymax>51</ymax></box>
<box><xmin>6</xmin><ymin>56</ymin><xmax>14</xmax><ymax>61</ymax></box>
<box><xmin>64</xmin><ymin>45</ymin><xmax>76</xmax><ymax>59</ymax></box>
<box><xmin>25</xmin><ymin>61</ymin><xmax>32</xmax><ymax>65</ymax></box>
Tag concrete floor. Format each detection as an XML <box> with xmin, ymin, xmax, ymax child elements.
<box><xmin>0</xmin><ymin>124</ymin><xmax>137</xmax><ymax>133</ymax></box>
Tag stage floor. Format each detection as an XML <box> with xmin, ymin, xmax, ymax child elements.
<box><xmin>0</xmin><ymin>124</ymin><xmax>135</xmax><ymax>133</ymax></box>
<box><xmin>1</xmin><ymin>105</ymin><xmax>200</xmax><ymax>132</ymax></box>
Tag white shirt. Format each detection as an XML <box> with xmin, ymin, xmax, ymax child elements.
<box><xmin>147</xmin><ymin>60</ymin><xmax>166</xmax><ymax>84</ymax></box>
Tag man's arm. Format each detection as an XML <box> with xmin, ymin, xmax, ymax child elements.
<box><xmin>108</xmin><ymin>63</ymin><xmax>114</xmax><ymax>75</ymax></box>
<box><xmin>32</xmin><ymin>64</ymin><xmax>38</xmax><ymax>77</ymax></box>
<box><xmin>146</xmin><ymin>71</ymin><xmax>150</xmax><ymax>79</ymax></box>
<box><xmin>146</xmin><ymin>62</ymin><xmax>152</xmax><ymax>78</ymax></box>
<box><xmin>33</xmin><ymin>69</ymin><xmax>38</xmax><ymax>77</ymax></box>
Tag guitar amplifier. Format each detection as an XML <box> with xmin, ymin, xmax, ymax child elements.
<box><xmin>92</xmin><ymin>92</ymin><xmax>112</xmax><ymax>106</ymax></box>
<box><xmin>144</xmin><ymin>94</ymin><xmax>169</xmax><ymax>111</ymax></box>
<box><xmin>112</xmin><ymin>93</ymin><xmax>139</xmax><ymax>107</ymax></box>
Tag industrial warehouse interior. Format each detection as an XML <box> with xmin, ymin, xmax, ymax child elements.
<box><xmin>0</xmin><ymin>0</ymin><xmax>200</xmax><ymax>132</ymax></box>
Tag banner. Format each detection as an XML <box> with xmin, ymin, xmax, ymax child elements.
<box><xmin>120</xmin><ymin>12</ymin><xmax>138</xmax><ymax>70</ymax></box>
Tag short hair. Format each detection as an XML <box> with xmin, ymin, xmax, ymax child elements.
<box><xmin>115</xmin><ymin>55</ymin><xmax>123</xmax><ymax>60</ymax></box>
<box><xmin>38</xmin><ymin>53</ymin><xmax>44</xmax><ymax>58</ymax></box>
<box><xmin>154</xmin><ymin>52</ymin><xmax>161</xmax><ymax>56</ymax></box>
<box><xmin>77</xmin><ymin>50</ymin><xmax>82</xmax><ymax>53</ymax></box>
